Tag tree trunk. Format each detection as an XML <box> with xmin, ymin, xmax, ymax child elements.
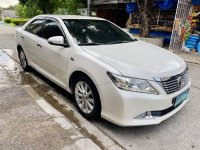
<box><xmin>43</xmin><ymin>9</ymin><xmax>48</xmax><ymax>14</ymax></box>
<box><xmin>135</xmin><ymin>0</ymin><xmax>154</xmax><ymax>38</ymax></box>
<box><xmin>140</xmin><ymin>11</ymin><xmax>151</xmax><ymax>37</ymax></box>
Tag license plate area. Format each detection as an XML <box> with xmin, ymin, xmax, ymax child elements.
<box><xmin>173</xmin><ymin>89</ymin><xmax>189</xmax><ymax>107</ymax></box>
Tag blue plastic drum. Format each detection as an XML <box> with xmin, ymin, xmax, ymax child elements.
<box><xmin>197</xmin><ymin>42</ymin><xmax>200</xmax><ymax>53</ymax></box>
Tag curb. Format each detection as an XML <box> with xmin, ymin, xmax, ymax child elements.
<box><xmin>0</xmin><ymin>48</ymin><xmax>124</xmax><ymax>150</ymax></box>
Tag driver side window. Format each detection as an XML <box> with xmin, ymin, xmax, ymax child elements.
<box><xmin>42</xmin><ymin>20</ymin><xmax>64</xmax><ymax>39</ymax></box>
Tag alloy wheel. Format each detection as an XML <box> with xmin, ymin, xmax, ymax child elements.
<box><xmin>19</xmin><ymin>51</ymin><xmax>27</xmax><ymax>69</ymax></box>
<box><xmin>75</xmin><ymin>81</ymin><xmax>94</xmax><ymax>114</ymax></box>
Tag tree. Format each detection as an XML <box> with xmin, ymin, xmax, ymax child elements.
<box><xmin>15</xmin><ymin>3</ymin><xmax>25</xmax><ymax>17</ymax></box>
<box><xmin>23</xmin><ymin>0</ymin><xmax>43</xmax><ymax>18</ymax></box>
<box><xmin>0</xmin><ymin>7</ymin><xmax>2</xmax><ymax>20</ymax></box>
<box><xmin>18</xmin><ymin>0</ymin><xmax>27</xmax><ymax>5</ymax></box>
<box><xmin>66</xmin><ymin>0</ymin><xmax>80</xmax><ymax>14</ymax></box>
<box><xmin>0</xmin><ymin>7</ymin><xmax>2</xmax><ymax>13</ymax></box>
<box><xmin>54</xmin><ymin>0</ymin><xmax>86</xmax><ymax>15</ymax></box>
<box><xmin>15</xmin><ymin>0</ymin><xmax>42</xmax><ymax>18</ymax></box>
<box><xmin>19</xmin><ymin>0</ymin><xmax>59</xmax><ymax>14</ymax></box>
<box><xmin>57</xmin><ymin>0</ymin><xmax>86</xmax><ymax>15</ymax></box>
<box><xmin>16</xmin><ymin>0</ymin><xmax>87</xmax><ymax>17</ymax></box>
<box><xmin>135</xmin><ymin>0</ymin><xmax>154</xmax><ymax>38</ymax></box>
<box><xmin>37</xmin><ymin>0</ymin><xmax>59</xmax><ymax>14</ymax></box>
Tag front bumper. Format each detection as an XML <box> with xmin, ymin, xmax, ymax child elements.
<box><xmin>97</xmin><ymin>80</ymin><xmax>191</xmax><ymax>126</ymax></box>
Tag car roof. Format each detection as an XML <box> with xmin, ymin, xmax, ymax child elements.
<box><xmin>36</xmin><ymin>15</ymin><xmax>105</xmax><ymax>20</ymax></box>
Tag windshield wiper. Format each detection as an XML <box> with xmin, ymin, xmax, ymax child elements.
<box><xmin>106</xmin><ymin>40</ymin><xmax>135</xmax><ymax>45</ymax></box>
<box><xmin>79</xmin><ymin>42</ymin><xmax>103</xmax><ymax>46</ymax></box>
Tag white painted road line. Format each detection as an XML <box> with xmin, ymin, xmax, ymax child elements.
<box><xmin>75</xmin><ymin>138</ymin><xmax>101</xmax><ymax>150</ymax></box>
<box><xmin>70</xmin><ymin>134</ymin><xmax>84</xmax><ymax>139</ymax></box>
<box><xmin>36</xmin><ymin>98</ymin><xmax>64</xmax><ymax>117</ymax></box>
<box><xmin>36</xmin><ymin>99</ymin><xmax>101</xmax><ymax>149</ymax></box>
<box><xmin>62</xmin><ymin>144</ymin><xmax>80</xmax><ymax>150</ymax></box>
<box><xmin>36</xmin><ymin>98</ymin><xmax>74</xmax><ymax>130</ymax></box>
<box><xmin>54</xmin><ymin>117</ymin><xmax>72</xmax><ymax>130</ymax></box>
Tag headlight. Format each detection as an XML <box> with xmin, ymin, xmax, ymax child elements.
<box><xmin>107</xmin><ymin>72</ymin><xmax>158</xmax><ymax>95</ymax></box>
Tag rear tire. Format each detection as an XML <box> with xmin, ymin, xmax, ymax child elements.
<box><xmin>72</xmin><ymin>75</ymin><xmax>101</xmax><ymax>119</ymax></box>
<box><xmin>18</xmin><ymin>48</ymin><xmax>29</xmax><ymax>71</ymax></box>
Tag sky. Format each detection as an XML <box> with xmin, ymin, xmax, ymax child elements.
<box><xmin>0</xmin><ymin>0</ymin><xmax>19</xmax><ymax>8</ymax></box>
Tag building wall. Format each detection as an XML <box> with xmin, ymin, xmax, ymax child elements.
<box><xmin>2</xmin><ymin>10</ymin><xmax>17</xmax><ymax>19</ymax></box>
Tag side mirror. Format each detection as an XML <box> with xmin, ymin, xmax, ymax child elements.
<box><xmin>48</xmin><ymin>36</ymin><xmax>69</xmax><ymax>47</ymax></box>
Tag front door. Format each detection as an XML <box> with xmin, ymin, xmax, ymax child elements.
<box><xmin>36</xmin><ymin>19</ymin><xmax>70</xmax><ymax>87</ymax></box>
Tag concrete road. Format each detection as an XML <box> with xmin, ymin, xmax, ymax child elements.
<box><xmin>0</xmin><ymin>25</ymin><xmax>200</xmax><ymax>150</ymax></box>
<box><xmin>0</xmin><ymin>22</ymin><xmax>17</xmax><ymax>50</ymax></box>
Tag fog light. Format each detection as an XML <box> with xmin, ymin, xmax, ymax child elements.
<box><xmin>135</xmin><ymin>111</ymin><xmax>154</xmax><ymax>119</ymax></box>
<box><xmin>145</xmin><ymin>111</ymin><xmax>154</xmax><ymax>119</ymax></box>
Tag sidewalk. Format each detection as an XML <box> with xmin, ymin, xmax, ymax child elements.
<box><xmin>175</xmin><ymin>51</ymin><xmax>200</xmax><ymax>65</ymax></box>
<box><xmin>0</xmin><ymin>49</ymin><xmax>103</xmax><ymax>150</ymax></box>
<box><xmin>164</xmin><ymin>46</ymin><xmax>200</xmax><ymax>65</ymax></box>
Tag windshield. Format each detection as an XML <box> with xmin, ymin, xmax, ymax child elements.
<box><xmin>63</xmin><ymin>19</ymin><xmax>136</xmax><ymax>45</ymax></box>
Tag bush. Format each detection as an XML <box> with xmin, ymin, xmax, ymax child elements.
<box><xmin>11</xmin><ymin>18</ymin><xmax>29</xmax><ymax>25</ymax></box>
<box><xmin>4</xmin><ymin>18</ymin><xmax>11</xmax><ymax>23</ymax></box>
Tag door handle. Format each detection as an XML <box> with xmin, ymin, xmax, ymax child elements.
<box><xmin>21</xmin><ymin>35</ymin><xmax>24</xmax><ymax>39</ymax></box>
<box><xmin>37</xmin><ymin>43</ymin><xmax>42</xmax><ymax>48</ymax></box>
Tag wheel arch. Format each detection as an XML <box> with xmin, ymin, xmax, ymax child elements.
<box><xmin>69</xmin><ymin>70</ymin><xmax>102</xmax><ymax>117</ymax></box>
<box><xmin>69</xmin><ymin>70</ymin><xmax>97</xmax><ymax>91</ymax></box>
<box><xmin>17</xmin><ymin>44</ymin><xmax>23</xmax><ymax>54</ymax></box>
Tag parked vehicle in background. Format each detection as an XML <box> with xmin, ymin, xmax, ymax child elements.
<box><xmin>16</xmin><ymin>15</ymin><xmax>191</xmax><ymax>126</ymax></box>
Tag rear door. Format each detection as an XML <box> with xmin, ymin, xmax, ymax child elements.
<box><xmin>22</xmin><ymin>19</ymin><xmax>45</xmax><ymax>67</ymax></box>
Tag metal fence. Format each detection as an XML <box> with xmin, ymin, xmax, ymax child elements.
<box><xmin>169</xmin><ymin>0</ymin><xmax>192</xmax><ymax>52</ymax></box>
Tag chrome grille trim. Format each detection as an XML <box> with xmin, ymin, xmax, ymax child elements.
<box><xmin>155</xmin><ymin>67</ymin><xmax>189</xmax><ymax>94</ymax></box>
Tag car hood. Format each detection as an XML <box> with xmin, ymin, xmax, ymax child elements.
<box><xmin>81</xmin><ymin>41</ymin><xmax>186</xmax><ymax>80</ymax></box>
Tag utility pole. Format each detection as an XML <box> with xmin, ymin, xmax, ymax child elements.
<box><xmin>87</xmin><ymin>0</ymin><xmax>91</xmax><ymax>16</ymax></box>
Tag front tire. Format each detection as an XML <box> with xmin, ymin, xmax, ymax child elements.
<box><xmin>72</xmin><ymin>76</ymin><xmax>101</xmax><ymax>119</ymax></box>
<box><xmin>18</xmin><ymin>49</ymin><xmax>29</xmax><ymax>71</ymax></box>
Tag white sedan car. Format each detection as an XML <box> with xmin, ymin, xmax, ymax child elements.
<box><xmin>16</xmin><ymin>15</ymin><xmax>191</xmax><ymax>126</ymax></box>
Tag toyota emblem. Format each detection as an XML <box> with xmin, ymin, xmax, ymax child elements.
<box><xmin>178</xmin><ymin>76</ymin><xmax>184</xmax><ymax>88</ymax></box>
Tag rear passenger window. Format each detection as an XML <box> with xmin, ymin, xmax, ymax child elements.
<box><xmin>25</xmin><ymin>19</ymin><xmax>44</xmax><ymax>36</ymax></box>
<box><xmin>42</xmin><ymin>20</ymin><xmax>63</xmax><ymax>39</ymax></box>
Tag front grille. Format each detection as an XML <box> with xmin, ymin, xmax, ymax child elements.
<box><xmin>156</xmin><ymin>67</ymin><xmax>189</xmax><ymax>94</ymax></box>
